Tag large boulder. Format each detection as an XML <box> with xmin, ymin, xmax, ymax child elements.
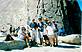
<box><xmin>58</xmin><ymin>34</ymin><xmax>81</xmax><ymax>45</ymax></box>
<box><xmin>0</xmin><ymin>40</ymin><xmax>26</xmax><ymax>50</ymax></box>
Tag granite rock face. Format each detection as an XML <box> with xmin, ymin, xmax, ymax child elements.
<box><xmin>0</xmin><ymin>0</ymin><xmax>27</xmax><ymax>30</ymax></box>
<box><xmin>0</xmin><ymin>0</ymin><xmax>64</xmax><ymax>31</ymax></box>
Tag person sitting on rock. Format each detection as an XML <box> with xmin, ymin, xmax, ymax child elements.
<box><xmin>18</xmin><ymin>27</ymin><xmax>29</xmax><ymax>47</ymax></box>
<box><xmin>5</xmin><ymin>34</ymin><xmax>14</xmax><ymax>41</ymax></box>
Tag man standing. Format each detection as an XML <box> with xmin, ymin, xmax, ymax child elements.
<box><xmin>9</xmin><ymin>25</ymin><xmax>12</xmax><ymax>34</ymax></box>
<box><xmin>29</xmin><ymin>19</ymin><xmax>38</xmax><ymax>29</ymax></box>
<box><xmin>38</xmin><ymin>18</ymin><xmax>44</xmax><ymax>45</ymax></box>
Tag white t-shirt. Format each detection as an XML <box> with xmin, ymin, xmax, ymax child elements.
<box><xmin>18</xmin><ymin>30</ymin><xmax>24</xmax><ymax>40</ymax></box>
<box><xmin>43</xmin><ymin>28</ymin><xmax>47</xmax><ymax>35</ymax></box>
<box><xmin>46</xmin><ymin>26</ymin><xmax>54</xmax><ymax>36</ymax></box>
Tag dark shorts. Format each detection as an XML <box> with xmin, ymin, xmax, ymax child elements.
<box><xmin>43</xmin><ymin>35</ymin><xmax>49</xmax><ymax>40</ymax></box>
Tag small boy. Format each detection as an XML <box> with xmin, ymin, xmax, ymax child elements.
<box><xmin>43</xmin><ymin>25</ymin><xmax>49</xmax><ymax>46</ymax></box>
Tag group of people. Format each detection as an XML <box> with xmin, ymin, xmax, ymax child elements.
<box><xmin>17</xmin><ymin>18</ymin><xmax>59</xmax><ymax>48</ymax></box>
<box><xmin>6</xmin><ymin>17</ymin><xmax>65</xmax><ymax>48</ymax></box>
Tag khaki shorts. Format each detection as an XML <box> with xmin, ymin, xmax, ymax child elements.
<box><xmin>48</xmin><ymin>35</ymin><xmax>57</xmax><ymax>45</ymax></box>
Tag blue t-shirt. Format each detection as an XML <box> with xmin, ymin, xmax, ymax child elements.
<box><xmin>30</xmin><ymin>22</ymin><xmax>37</xmax><ymax>28</ymax></box>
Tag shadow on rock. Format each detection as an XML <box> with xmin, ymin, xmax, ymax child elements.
<box><xmin>57</xmin><ymin>45</ymin><xmax>80</xmax><ymax>48</ymax></box>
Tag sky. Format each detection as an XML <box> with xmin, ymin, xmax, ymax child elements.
<box><xmin>77</xmin><ymin>0</ymin><xmax>82</xmax><ymax>11</ymax></box>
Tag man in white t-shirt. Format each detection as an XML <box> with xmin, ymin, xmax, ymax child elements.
<box><xmin>46</xmin><ymin>22</ymin><xmax>58</xmax><ymax>47</ymax></box>
<box><xmin>46</xmin><ymin>25</ymin><xmax>54</xmax><ymax>36</ymax></box>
